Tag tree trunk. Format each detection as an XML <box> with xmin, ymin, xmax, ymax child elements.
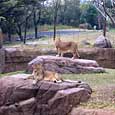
<box><xmin>24</xmin><ymin>18</ymin><xmax>27</xmax><ymax>44</ymax></box>
<box><xmin>16</xmin><ymin>24</ymin><xmax>23</xmax><ymax>41</ymax></box>
<box><xmin>33</xmin><ymin>10</ymin><xmax>38</xmax><ymax>39</ymax></box>
<box><xmin>97</xmin><ymin>14</ymin><xmax>102</xmax><ymax>29</ymax></box>
<box><xmin>8</xmin><ymin>28</ymin><xmax>11</xmax><ymax>42</ymax></box>
<box><xmin>35</xmin><ymin>26</ymin><xmax>38</xmax><ymax>39</ymax></box>
<box><xmin>102</xmin><ymin>0</ymin><xmax>107</xmax><ymax>37</ymax></box>
<box><xmin>103</xmin><ymin>17</ymin><xmax>106</xmax><ymax>37</ymax></box>
<box><xmin>53</xmin><ymin>3</ymin><xmax>59</xmax><ymax>41</ymax></box>
<box><xmin>53</xmin><ymin>17</ymin><xmax>57</xmax><ymax>41</ymax></box>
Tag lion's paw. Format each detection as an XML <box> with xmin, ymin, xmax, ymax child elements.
<box><xmin>56</xmin><ymin>54</ymin><xmax>60</xmax><ymax>57</ymax></box>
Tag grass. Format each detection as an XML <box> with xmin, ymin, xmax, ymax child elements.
<box><xmin>39</xmin><ymin>24</ymin><xmax>74</xmax><ymax>31</ymax></box>
<box><xmin>17</xmin><ymin>25</ymin><xmax>75</xmax><ymax>36</ymax></box>
<box><xmin>62</xmin><ymin>69</ymin><xmax>115</xmax><ymax>88</ymax></box>
<box><xmin>0</xmin><ymin>71</ymin><xmax>24</xmax><ymax>77</ymax></box>
<box><xmin>62</xmin><ymin>69</ymin><xmax>115</xmax><ymax>109</ymax></box>
<box><xmin>80</xmin><ymin>101</ymin><xmax>115</xmax><ymax>109</ymax></box>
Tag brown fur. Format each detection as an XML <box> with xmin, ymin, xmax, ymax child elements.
<box><xmin>29</xmin><ymin>64</ymin><xmax>63</xmax><ymax>84</ymax></box>
<box><xmin>54</xmin><ymin>38</ymin><xmax>80</xmax><ymax>59</ymax></box>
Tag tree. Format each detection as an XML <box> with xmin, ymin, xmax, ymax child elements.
<box><xmin>50</xmin><ymin>0</ymin><xmax>80</xmax><ymax>40</ymax></box>
<box><xmin>93</xmin><ymin>0</ymin><xmax>115</xmax><ymax>36</ymax></box>
<box><xmin>0</xmin><ymin>0</ymin><xmax>18</xmax><ymax>42</ymax></box>
<box><xmin>80</xmin><ymin>2</ymin><xmax>98</xmax><ymax>28</ymax></box>
<box><xmin>52</xmin><ymin>0</ymin><xmax>61</xmax><ymax>40</ymax></box>
<box><xmin>0</xmin><ymin>0</ymin><xmax>47</xmax><ymax>43</ymax></box>
<box><xmin>60</xmin><ymin>0</ymin><xmax>80</xmax><ymax>26</ymax></box>
<box><xmin>32</xmin><ymin>0</ymin><xmax>45</xmax><ymax>39</ymax></box>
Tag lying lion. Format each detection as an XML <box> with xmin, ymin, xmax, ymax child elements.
<box><xmin>28</xmin><ymin>63</ymin><xmax>63</xmax><ymax>84</ymax></box>
<box><xmin>54</xmin><ymin>38</ymin><xmax>80</xmax><ymax>59</ymax></box>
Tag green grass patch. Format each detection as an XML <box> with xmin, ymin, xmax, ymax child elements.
<box><xmin>80</xmin><ymin>101</ymin><xmax>115</xmax><ymax>109</ymax></box>
<box><xmin>62</xmin><ymin>69</ymin><xmax>115</xmax><ymax>88</ymax></box>
<box><xmin>22</xmin><ymin>25</ymin><xmax>75</xmax><ymax>36</ymax></box>
<box><xmin>39</xmin><ymin>24</ymin><xmax>75</xmax><ymax>31</ymax></box>
<box><xmin>0</xmin><ymin>71</ymin><xmax>25</xmax><ymax>78</ymax></box>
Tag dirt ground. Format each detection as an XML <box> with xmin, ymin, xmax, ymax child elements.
<box><xmin>70</xmin><ymin>85</ymin><xmax>115</xmax><ymax>115</ymax></box>
<box><xmin>70</xmin><ymin>108</ymin><xmax>115</xmax><ymax>115</ymax></box>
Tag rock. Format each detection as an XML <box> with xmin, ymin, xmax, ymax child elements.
<box><xmin>28</xmin><ymin>56</ymin><xmax>105</xmax><ymax>74</ymax></box>
<box><xmin>79</xmin><ymin>48</ymin><xmax>115</xmax><ymax>69</ymax></box>
<box><xmin>81</xmin><ymin>40</ymin><xmax>91</xmax><ymax>47</ymax></box>
<box><xmin>4</xmin><ymin>47</ymin><xmax>42</xmax><ymax>73</ymax></box>
<box><xmin>94</xmin><ymin>35</ymin><xmax>112</xmax><ymax>48</ymax></box>
<box><xmin>0</xmin><ymin>48</ymin><xmax>5</xmax><ymax>73</ymax></box>
<box><xmin>0</xmin><ymin>75</ymin><xmax>92</xmax><ymax>115</ymax></box>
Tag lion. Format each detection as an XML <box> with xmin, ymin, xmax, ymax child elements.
<box><xmin>28</xmin><ymin>63</ymin><xmax>63</xmax><ymax>84</ymax></box>
<box><xmin>54</xmin><ymin>38</ymin><xmax>80</xmax><ymax>59</ymax></box>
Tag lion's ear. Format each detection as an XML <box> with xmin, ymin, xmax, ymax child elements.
<box><xmin>39</xmin><ymin>63</ymin><xmax>43</xmax><ymax>68</ymax></box>
<box><xmin>32</xmin><ymin>64</ymin><xmax>36</xmax><ymax>69</ymax></box>
<box><xmin>32</xmin><ymin>64</ymin><xmax>39</xmax><ymax>69</ymax></box>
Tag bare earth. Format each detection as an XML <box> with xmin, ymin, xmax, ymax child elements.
<box><xmin>70</xmin><ymin>85</ymin><xmax>115</xmax><ymax>115</ymax></box>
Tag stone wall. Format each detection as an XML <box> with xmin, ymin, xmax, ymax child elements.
<box><xmin>79</xmin><ymin>48</ymin><xmax>115</xmax><ymax>69</ymax></box>
<box><xmin>4</xmin><ymin>47</ymin><xmax>42</xmax><ymax>73</ymax></box>
<box><xmin>2</xmin><ymin>48</ymin><xmax>115</xmax><ymax>73</ymax></box>
<box><xmin>0</xmin><ymin>48</ymin><xmax>5</xmax><ymax>73</ymax></box>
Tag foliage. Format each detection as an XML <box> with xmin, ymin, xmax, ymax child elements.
<box><xmin>0</xmin><ymin>0</ymin><xmax>46</xmax><ymax>42</ymax></box>
<box><xmin>60</xmin><ymin>0</ymin><xmax>81</xmax><ymax>26</ymax></box>
<box><xmin>93</xmin><ymin>0</ymin><xmax>115</xmax><ymax>26</ymax></box>
<box><xmin>80</xmin><ymin>3</ymin><xmax>98</xmax><ymax>28</ymax></box>
<box><xmin>0</xmin><ymin>0</ymin><xmax>115</xmax><ymax>44</ymax></box>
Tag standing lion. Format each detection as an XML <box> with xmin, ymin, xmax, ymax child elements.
<box><xmin>54</xmin><ymin>38</ymin><xmax>80</xmax><ymax>59</ymax></box>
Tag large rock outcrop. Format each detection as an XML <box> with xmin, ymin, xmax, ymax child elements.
<box><xmin>0</xmin><ymin>75</ymin><xmax>92</xmax><ymax>115</ymax></box>
<box><xmin>28</xmin><ymin>56</ymin><xmax>105</xmax><ymax>74</ymax></box>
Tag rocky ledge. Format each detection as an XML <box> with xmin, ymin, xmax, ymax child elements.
<box><xmin>0</xmin><ymin>74</ymin><xmax>92</xmax><ymax>115</ymax></box>
<box><xmin>28</xmin><ymin>55</ymin><xmax>105</xmax><ymax>74</ymax></box>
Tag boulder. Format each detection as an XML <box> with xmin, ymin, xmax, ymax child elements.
<box><xmin>94</xmin><ymin>35</ymin><xmax>112</xmax><ymax>48</ymax></box>
<box><xmin>28</xmin><ymin>56</ymin><xmax>105</xmax><ymax>74</ymax></box>
<box><xmin>0</xmin><ymin>75</ymin><xmax>92</xmax><ymax>115</ymax></box>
